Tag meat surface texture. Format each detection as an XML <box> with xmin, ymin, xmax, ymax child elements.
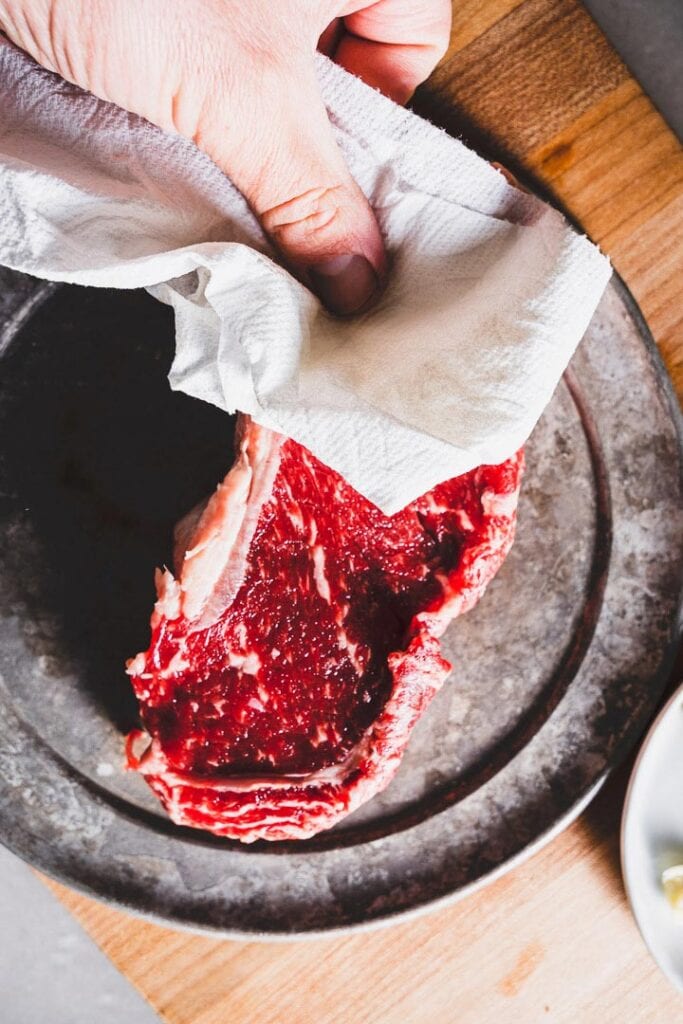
<box><xmin>127</xmin><ymin>416</ymin><xmax>523</xmax><ymax>842</ymax></box>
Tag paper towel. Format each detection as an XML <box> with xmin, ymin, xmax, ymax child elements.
<box><xmin>0</xmin><ymin>37</ymin><xmax>611</xmax><ymax>513</ymax></box>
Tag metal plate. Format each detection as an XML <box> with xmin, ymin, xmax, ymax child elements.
<box><xmin>0</xmin><ymin>271</ymin><xmax>681</xmax><ymax>937</ymax></box>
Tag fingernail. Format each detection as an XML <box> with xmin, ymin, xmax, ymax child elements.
<box><xmin>309</xmin><ymin>255</ymin><xmax>379</xmax><ymax>316</ymax></box>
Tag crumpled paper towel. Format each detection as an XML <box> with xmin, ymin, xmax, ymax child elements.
<box><xmin>0</xmin><ymin>37</ymin><xmax>611</xmax><ymax>513</ymax></box>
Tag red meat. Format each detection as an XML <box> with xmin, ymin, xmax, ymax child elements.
<box><xmin>126</xmin><ymin>416</ymin><xmax>523</xmax><ymax>842</ymax></box>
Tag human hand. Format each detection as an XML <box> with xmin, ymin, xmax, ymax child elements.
<box><xmin>0</xmin><ymin>0</ymin><xmax>451</xmax><ymax>313</ymax></box>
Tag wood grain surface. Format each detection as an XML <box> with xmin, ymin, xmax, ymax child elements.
<box><xmin>44</xmin><ymin>1</ymin><xmax>683</xmax><ymax>1020</ymax></box>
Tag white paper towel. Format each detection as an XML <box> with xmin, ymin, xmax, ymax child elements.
<box><xmin>0</xmin><ymin>37</ymin><xmax>611</xmax><ymax>513</ymax></box>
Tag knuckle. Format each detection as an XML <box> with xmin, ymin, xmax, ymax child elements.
<box><xmin>425</xmin><ymin>0</ymin><xmax>453</xmax><ymax>65</ymax></box>
<box><xmin>435</xmin><ymin>24</ymin><xmax>451</xmax><ymax>61</ymax></box>
<box><xmin>260</xmin><ymin>184</ymin><xmax>350</xmax><ymax>255</ymax></box>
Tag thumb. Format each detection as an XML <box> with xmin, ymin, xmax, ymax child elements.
<box><xmin>213</xmin><ymin>71</ymin><xmax>385</xmax><ymax>316</ymax></box>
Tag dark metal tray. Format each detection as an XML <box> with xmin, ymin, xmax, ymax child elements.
<box><xmin>0</xmin><ymin>272</ymin><xmax>681</xmax><ymax>936</ymax></box>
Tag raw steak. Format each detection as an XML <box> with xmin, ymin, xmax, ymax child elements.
<box><xmin>126</xmin><ymin>416</ymin><xmax>523</xmax><ymax>842</ymax></box>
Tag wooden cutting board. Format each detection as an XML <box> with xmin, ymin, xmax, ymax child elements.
<box><xmin>43</xmin><ymin>1</ymin><xmax>683</xmax><ymax>1020</ymax></box>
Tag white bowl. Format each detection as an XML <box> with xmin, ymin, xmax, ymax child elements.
<box><xmin>621</xmin><ymin>680</ymin><xmax>683</xmax><ymax>990</ymax></box>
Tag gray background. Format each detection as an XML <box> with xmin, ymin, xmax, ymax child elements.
<box><xmin>582</xmin><ymin>0</ymin><xmax>683</xmax><ymax>140</ymax></box>
<box><xmin>0</xmin><ymin>845</ymin><xmax>160</xmax><ymax>1024</ymax></box>
<box><xmin>1</xmin><ymin>2</ymin><xmax>680</xmax><ymax>1021</ymax></box>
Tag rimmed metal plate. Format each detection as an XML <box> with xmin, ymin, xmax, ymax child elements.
<box><xmin>0</xmin><ymin>271</ymin><xmax>681</xmax><ymax>936</ymax></box>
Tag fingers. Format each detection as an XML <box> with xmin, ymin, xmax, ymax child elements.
<box><xmin>204</xmin><ymin>66</ymin><xmax>385</xmax><ymax>316</ymax></box>
<box><xmin>0</xmin><ymin>0</ymin><xmax>394</xmax><ymax>316</ymax></box>
<box><xmin>333</xmin><ymin>0</ymin><xmax>452</xmax><ymax>103</ymax></box>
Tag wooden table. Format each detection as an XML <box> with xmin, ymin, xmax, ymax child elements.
<box><xmin>44</xmin><ymin>1</ymin><xmax>683</xmax><ymax>1020</ymax></box>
